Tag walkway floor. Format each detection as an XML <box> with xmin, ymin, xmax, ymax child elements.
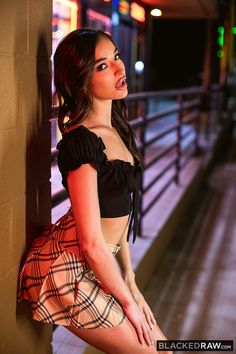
<box><xmin>144</xmin><ymin>133</ymin><xmax>236</xmax><ymax>353</ymax></box>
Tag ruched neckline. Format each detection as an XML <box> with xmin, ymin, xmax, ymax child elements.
<box><xmin>63</xmin><ymin>124</ymin><xmax>137</xmax><ymax>169</ymax></box>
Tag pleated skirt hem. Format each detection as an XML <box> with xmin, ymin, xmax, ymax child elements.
<box><xmin>17</xmin><ymin>211</ymin><xmax>126</xmax><ymax>329</ymax></box>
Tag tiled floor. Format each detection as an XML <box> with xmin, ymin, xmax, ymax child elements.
<box><xmin>143</xmin><ymin>139</ymin><xmax>236</xmax><ymax>353</ymax></box>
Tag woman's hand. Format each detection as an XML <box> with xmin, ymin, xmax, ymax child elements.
<box><xmin>132</xmin><ymin>288</ymin><xmax>157</xmax><ymax>331</ymax></box>
<box><xmin>122</xmin><ymin>300</ymin><xmax>155</xmax><ymax>347</ymax></box>
<box><xmin>124</xmin><ymin>271</ymin><xmax>156</xmax><ymax>331</ymax></box>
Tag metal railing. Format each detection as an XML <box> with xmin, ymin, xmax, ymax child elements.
<box><xmin>51</xmin><ymin>84</ymin><xmax>223</xmax><ymax>237</ymax></box>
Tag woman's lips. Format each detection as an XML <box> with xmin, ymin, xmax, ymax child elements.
<box><xmin>116</xmin><ymin>81</ymin><xmax>127</xmax><ymax>90</ymax></box>
<box><xmin>115</xmin><ymin>77</ymin><xmax>127</xmax><ymax>90</ymax></box>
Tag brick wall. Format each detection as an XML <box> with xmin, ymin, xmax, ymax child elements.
<box><xmin>0</xmin><ymin>1</ymin><xmax>52</xmax><ymax>353</ymax></box>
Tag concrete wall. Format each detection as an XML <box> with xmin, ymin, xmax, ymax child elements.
<box><xmin>0</xmin><ymin>1</ymin><xmax>52</xmax><ymax>353</ymax></box>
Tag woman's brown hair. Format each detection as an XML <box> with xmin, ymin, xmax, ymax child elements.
<box><xmin>54</xmin><ymin>28</ymin><xmax>143</xmax><ymax>165</ymax></box>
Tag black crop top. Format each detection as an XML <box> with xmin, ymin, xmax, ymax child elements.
<box><xmin>56</xmin><ymin>125</ymin><xmax>142</xmax><ymax>243</ymax></box>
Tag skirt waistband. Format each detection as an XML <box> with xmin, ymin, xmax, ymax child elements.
<box><xmin>55</xmin><ymin>210</ymin><xmax>121</xmax><ymax>257</ymax></box>
<box><xmin>107</xmin><ymin>242</ymin><xmax>120</xmax><ymax>255</ymax></box>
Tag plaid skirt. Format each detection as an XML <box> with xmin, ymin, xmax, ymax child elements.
<box><xmin>17</xmin><ymin>209</ymin><xmax>126</xmax><ymax>329</ymax></box>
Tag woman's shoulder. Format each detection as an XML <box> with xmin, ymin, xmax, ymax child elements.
<box><xmin>58</xmin><ymin>125</ymin><xmax>105</xmax><ymax>149</ymax></box>
<box><xmin>57</xmin><ymin>124</ymin><xmax>107</xmax><ymax>171</ymax></box>
<box><xmin>63</xmin><ymin>124</ymin><xmax>101</xmax><ymax>139</ymax></box>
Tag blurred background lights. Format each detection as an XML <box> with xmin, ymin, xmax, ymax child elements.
<box><xmin>112</xmin><ymin>12</ymin><xmax>119</xmax><ymax>26</ymax></box>
<box><xmin>217</xmin><ymin>49</ymin><xmax>224</xmax><ymax>58</ymax></box>
<box><xmin>56</xmin><ymin>29</ymin><xmax>64</xmax><ymax>38</ymax></box>
<box><xmin>150</xmin><ymin>8</ymin><xmax>162</xmax><ymax>17</ymax></box>
<box><xmin>218</xmin><ymin>26</ymin><xmax>224</xmax><ymax>47</ymax></box>
<box><xmin>135</xmin><ymin>61</ymin><xmax>144</xmax><ymax>74</ymax></box>
<box><xmin>130</xmin><ymin>2</ymin><xmax>145</xmax><ymax>22</ymax></box>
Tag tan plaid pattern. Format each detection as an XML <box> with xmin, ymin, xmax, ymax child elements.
<box><xmin>17</xmin><ymin>209</ymin><xmax>126</xmax><ymax>328</ymax></box>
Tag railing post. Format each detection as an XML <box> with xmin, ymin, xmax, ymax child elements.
<box><xmin>175</xmin><ymin>94</ymin><xmax>182</xmax><ymax>185</ymax></box>
<box><xmin>217</xmin><ymin>86</ymin><xmax>223</xmax><ymax>128</ymax></box>
<box><xmin>205</xmin><ymin>87</ymin><xmax>211</xmax><ymax>140</ymax></box>
<box><xmin>194</xmin><ymin>93</ymin><xmax>201</xmax><ymax>155</ymax></box>
<box><xmin>138</xmin><ymin>97</ymin><xmax>147</xmax><ymax>237</ymax></box>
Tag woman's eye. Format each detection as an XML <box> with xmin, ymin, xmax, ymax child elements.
<box><xmin>96</xmin><ymin>63</ymin><xmax>107</xmax><ymax>71</ymax></box>
<box><xmin>115</xmin><ymin>52</ymin><xmax>122</xmax><ymax>60</ymax></box>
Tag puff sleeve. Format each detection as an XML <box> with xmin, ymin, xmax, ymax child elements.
<box><xmin>57</xmin><ymin>126</ymin><xmax>106</xmax><ymax>190</ymax></box>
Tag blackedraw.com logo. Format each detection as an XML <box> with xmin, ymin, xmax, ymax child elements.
<box><xmin>156</xmin><ymin>340</ymin><xmax>234</xmax><ymax>351</ymax></box>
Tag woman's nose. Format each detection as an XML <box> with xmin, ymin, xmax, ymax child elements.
<box><xmin>113</xmin><ymin>60</ymin><xmax>125</xmax><ymax>76</ymax></box>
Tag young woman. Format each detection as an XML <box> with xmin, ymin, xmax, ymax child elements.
<box><xmin>18</xmin><ymin>29</ymin><xmax>172</xmax><ymax>354</ymax></box>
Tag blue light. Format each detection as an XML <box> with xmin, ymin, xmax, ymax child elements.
<box><xmin>112</xmin><ymin>0</ymin><xmax>119</xmax><ymax>7</ymax></box>
<box><xmin>112</xmin><ymin>12</ymin><xmax>119</xmax><ymax>26</ymax></box>
<box><xmin>134</xmin><ymin>61</ymin><xmax>144</xmax><ymax>74</ymax></box>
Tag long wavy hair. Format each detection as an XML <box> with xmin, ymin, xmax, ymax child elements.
<box><xmin>54</xmin><ymin>28</ymin><xmax>143</xmax><ymax>165</ymax></box>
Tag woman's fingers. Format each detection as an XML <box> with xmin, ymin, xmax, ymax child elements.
<box><xmin>145</xmin><ymin>311</ymin><xmax>153</xmax><ymax>330</ymax></box>
<box><xmin>123</xmin><ymin>300</ymin><xmax>156</xmax><ymax>347</ymax></box>
<box><xmin>143</xmin><ymin>304</ymin><xmax>156</xmax><ymax>329</ymax></box>
<box><xmin>151</xmin><ymin>312</ymin><xmax>156</xmax><ymax>325</ymax></box>
<box><xmin>145</xmin><ymin>305</ymin><xmax>156</xmax><ymax>325</ymax></box>
<box><xmin>139</xmin><ymin>302</ymin><xmax>157</xmax><ymax>346</ymax></box>
<box><xmin>142</xmin><ymin>321</ymin><xmax>155</xmax><ymax>347</ymax></box>
<box><xmin>136</xmin><ymin>296</ymin><xmax>157</xmax><ymax>329</ymax></box>
<box><xmin>135</xmin><ymin>318</ymin><xmax>153</xmax><ymax>346</ymax></box>
<box><xmin>136</xmin><ymin>324</ymin><xmax>144</xmax><ymax>345</ymax></box>
<box><xmin>140</xmin><ymin>302</ymin><xmax>156</xmax><ymax>330</ymax></box>
<box><xmin>148</xmin><ymin>311</ymin><xmax>156</xmax><ymax>329</ymax></box>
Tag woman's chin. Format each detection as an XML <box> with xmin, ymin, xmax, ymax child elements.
<box><xmin>114</xmin><ymin>88</ymin><xmax>128</xmax><ymax>99</ymax></box>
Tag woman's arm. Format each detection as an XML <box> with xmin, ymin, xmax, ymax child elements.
<box><xmin>117</xmin><ymin>229</ymin><xmax>157</xmax><ymax>330</ymax></box>
<box><xmin>116</xmin><ymin>225</ymin><xmax>136</xmax><ymax>282</ymax></box>
<box><xmin>67</xmin><ymin>163</ymin><xmax>153</xmax><ymax>345</ymax></box>
<box><xmin>67</xmin><ymin>163</ymin><xmax>133</xmax><ymax>306</ymax></box>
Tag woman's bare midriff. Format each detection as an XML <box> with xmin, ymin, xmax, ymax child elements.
<box><xmin>101</xmin><ymin>215</ymin><xmax>129</xmax><ymax>245</ymax></box>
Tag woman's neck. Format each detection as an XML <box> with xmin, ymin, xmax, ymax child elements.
<box><xmin>85</xmin><ymin>99</ymin><xmax>112</xmax><ymax>128</ymax></box>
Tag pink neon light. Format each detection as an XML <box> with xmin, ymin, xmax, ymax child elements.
<box><xmin>87</xmin><ymin>9</ymin><xmax>111</xmax><ymax>26</ymax></box>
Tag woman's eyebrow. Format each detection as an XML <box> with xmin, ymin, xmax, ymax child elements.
<box><xmin>94</xmin><ymin>47</ymin><xmax>118</xmax><ymax>64</ymax></box>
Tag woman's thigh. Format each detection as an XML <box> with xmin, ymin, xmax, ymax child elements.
<box><xmin>65</xmin><ymin>318</ymin><xmax>173</xmax><ymax>354</ymax></box>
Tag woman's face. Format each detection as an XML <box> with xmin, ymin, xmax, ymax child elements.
<box><xmin>89</xmin><ymin>36</ymin><xmax>128</xmax><ymax>100</ymax></box>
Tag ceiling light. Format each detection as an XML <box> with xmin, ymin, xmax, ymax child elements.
<box><xmin>134</xmin><ymin>61</ymin><xmax>144</xmax><ymax>74</ymax></box>
<box><xmin>150</xmin><ymin>8</ymin><xmax>162</xmax><ymax>17</ymax></box>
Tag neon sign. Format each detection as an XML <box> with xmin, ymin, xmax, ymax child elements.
<box><xmin>130</xmin><ymin>2</ymin><xmax>145</xmax><ymax>23</ymax></box>
<box><xmin>119</xmin><ymin>0</ymin><xmax>130</xmax><ymax>16</ymax></box>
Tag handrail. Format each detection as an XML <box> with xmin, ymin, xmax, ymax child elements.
<box><xmin>127</xmin><ymin>86</ymin><xmax>205</xmax><ymax>101</ymax></box>
<box><xmin>143</xmin><ymin>157</ymin><xmax>178</xmax><ymax>194</ymax></box>
<box><xmin>144</xmin><ymin>123</ymin><xmax>179</xmax><ymax>147</ymax></box>
<box><xmin>145</xmin><ymin>142</ymin><xmax>177</xmax><ymax>170</ymax></box>
<box><xmin>51</xmin><ymin>84</ymin><xmax>223</xmax><ymax>236</ymax></box>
